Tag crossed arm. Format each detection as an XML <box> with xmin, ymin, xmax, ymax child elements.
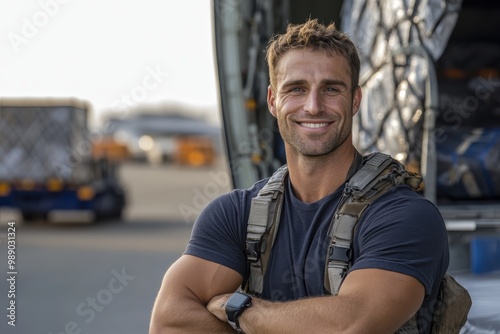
<box><xmin>149</xmin><ymin>254</ymin><xmax>424</xmax><ymax>334</ymax></box>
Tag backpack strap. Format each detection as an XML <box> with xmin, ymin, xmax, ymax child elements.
<box><xmin>325</xmin><ymin>152</ymin><xmax>422</xmax><ymax>294</ymax></box>
<box><xmin>243</xmin><ymin>164</ymin><xmax>288</xmax><ymax>296</ymax></box>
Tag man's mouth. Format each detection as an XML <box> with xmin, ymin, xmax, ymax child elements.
<box><xmin>299</xmin><ymin>122</ymin><xmax>331</xmax><ymax>128</ymax></box>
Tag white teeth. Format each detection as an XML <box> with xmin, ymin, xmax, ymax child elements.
<box><xmin>301</xmin><ymin>122</ymin><xmax>329</xmax><ymax>128</ymax></box>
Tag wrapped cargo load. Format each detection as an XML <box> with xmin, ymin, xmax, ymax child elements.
<box><xmin>0</xmin><ymin>98</ymin><xmax>92</xmax><ymax>183</ymax></box>
<box><xmin>341</xmin><ymin>0</ymin><xmax>461</xmax><ymax>169</ymax></box>
<box><xmin>342</xmin><ymin>0</ymin><xmax>500</xmax><ymax>201</ymax></box>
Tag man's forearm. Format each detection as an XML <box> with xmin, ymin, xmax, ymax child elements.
<box><xmin>207</xmin><ymin>293</ymin><xmax>363</xmax><ymax>333</ymax></box>
<box><xmin>239</xmin><ymin>295</ymin><xmax>358</xmax><ymax>334</ymax></box>
<box><xmin>150</xmin><ymin>297</ymin><xmax>234</xmax><ymax>334</ymax></box>
<box><xmin>207</xmin><ymin>288</ymin><xmax>411</xmax><ymax>333</ymax></box>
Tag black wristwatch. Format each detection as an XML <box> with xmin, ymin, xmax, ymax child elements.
<box><xmin>225</xmin><ymin>292</ymin><xmax>252</xmax><ymax>333</ymax></box>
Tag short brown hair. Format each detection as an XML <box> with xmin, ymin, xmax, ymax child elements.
<box><xmin>266</xmin><ymin>19</ymin><xmax>360</xmax><ymax>93</ymax></box>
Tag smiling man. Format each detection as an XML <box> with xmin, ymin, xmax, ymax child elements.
<box><xmin>149</xmin><ymin>19</ymin><xmax>449</xmax><ymax>334</ymax></box>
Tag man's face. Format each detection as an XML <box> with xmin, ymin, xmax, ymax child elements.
<box><xmin>268</xmin><ymin>48</ymin><xmax>361</xmax><ymax>158</ymax></box>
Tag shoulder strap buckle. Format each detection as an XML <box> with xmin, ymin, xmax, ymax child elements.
<box><xmin>245</xmin><ymin>240</ymin><xmax>261</xmax><ymax>263</ymax></box>
<box><xmin>328</xmin><ymin>245</ymin><xmax>352</xmax><ymax>262</ymax></box>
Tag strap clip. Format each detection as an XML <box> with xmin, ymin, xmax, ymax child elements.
<box><xmin>328</xmin><ymin>245</ymin><xmax>352</xmax><ymax>262</ymax></box>
<box><xmin>245</xmin><ymin>240</ymin><xmax>261</xmax><ymax>263</ymax></box>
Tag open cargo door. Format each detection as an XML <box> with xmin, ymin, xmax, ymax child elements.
<box><xmin>212</xmin><ymin>0</ymin><xmax>344</xmax><ymax>189</ymax></box>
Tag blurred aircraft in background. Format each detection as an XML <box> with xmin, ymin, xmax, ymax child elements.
<box><xmin>93</xmin><ymin>112</ymin><xmax>221</xmax><ymax>167</ymax></box>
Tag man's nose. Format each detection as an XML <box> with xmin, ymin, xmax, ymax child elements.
<box><xmin>304</xmin><ymin>90</ymin><xmax>322</xmax><ymax>115</ymax></box>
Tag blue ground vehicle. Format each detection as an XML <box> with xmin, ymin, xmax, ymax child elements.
<box><xmin>0</xmin><ymin>98</ymin><xmax>126</xmax><ymax>223</ymax></box>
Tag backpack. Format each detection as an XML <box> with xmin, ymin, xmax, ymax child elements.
<box><xmin>242</xmin><ymin>152</ymin><xmax>472</xmax><ymax>333</ymax></box>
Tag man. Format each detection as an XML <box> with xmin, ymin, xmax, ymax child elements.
<box><xmin>150</xmin><ymin>19</ymin><xmax>449</xmax><ymax>334</ymax></box>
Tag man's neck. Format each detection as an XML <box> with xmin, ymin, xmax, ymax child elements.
<box><xmin>287</xmin><ymin>146</ymin><xmax>358</xmax><ymax>203</ymax></box>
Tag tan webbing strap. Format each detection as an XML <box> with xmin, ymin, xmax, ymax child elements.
<box><xmin>246</xmin><ymin>196</ymin><xmax>272</xmax><ymax>294</ymax></box>
<box><xmin>246</xmin><ymin>198</ymin><xmax>272</xmax><ymax>244</ymax></box>
<box><xmin>325</xmin><ymin>153</ymin><xmax>395</xmax><ymax>294</ymax></box>
<box><xmin>325</xmin><ymin>202</ymin><xmax>369</xmax><ymax>294</ymax></box>
<box><xmin>244</xmin><ymin>164</ymin><xmax>288</xmax><ymax>295</ymax></box>
<box><xmin>349</xmin><ymin>152</ymin><xmax>394</xmax><ymax>199</ymax></box>
<box><xmin>324</xmin><ymin>153</ymin><xmax>423</xmax><ymax>295</ymax></box>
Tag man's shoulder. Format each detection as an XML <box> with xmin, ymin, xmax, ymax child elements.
<box><xmin>362</xmin><ymin>185</ymin><xmax>445</xmax><ymax>234</ymax></box>
<box><xmin>372</xmin><ymin>185</ymin><xmax>440</xmax><ymax>213</ymax></box>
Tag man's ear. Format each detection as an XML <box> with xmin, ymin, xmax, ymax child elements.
<box><xmin>267</xmin><ymin>86</ymin><xmax>277</xmax><ymax>118</ymax></box>
<box><xmin>352</xmin><ymin>85</ymin><xmax>362</xmax><ymax>116</ymax></box>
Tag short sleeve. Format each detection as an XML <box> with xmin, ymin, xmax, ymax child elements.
<box><xmin>184</xmin><ymin>180</ymin><xmax>266</xmax><ymax>278</ymax></box>
<box><xmin>351</xmin><ymin>186</ymin><xmax>450</xmax><ymax>295</ymax></box>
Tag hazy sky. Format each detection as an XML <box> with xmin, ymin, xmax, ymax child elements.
<box><xmin>0</xmin><ymin>0</ymin><xmax>218</xmax><ymax>124</ymax></box>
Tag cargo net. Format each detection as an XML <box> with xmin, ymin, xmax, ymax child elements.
<box><xmin>355</xmin><ymin>53</ymin><xmax>429</xmax><ymax>168</ymax></box>
<box><xmin>0</xmin><ymin>106</ymin><xmax>91</xmax><ymax>183</ymax></box>
<box><xmin>342</xmin><ymin>0</ymin><xmax>462</xmax><ymax>171</ymax></box>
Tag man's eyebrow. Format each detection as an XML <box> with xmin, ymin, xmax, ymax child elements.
<box><xmin>280</xmin><ymin>79</ymin><xmax>348</xmax><ymax>89</ymax></box>
<box><xmin>321</xmin><ymin>79</ymin><xmax>348</xmax><ymax>88</ymax></box>
<box><xmin>280</xmin><ymin>79</ymin><xmax>307</xmax><ymax>88</ymax></box>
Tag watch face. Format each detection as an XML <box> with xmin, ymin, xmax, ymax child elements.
<box><xmin>227</xmin><ymin>292</ymin><xmax>251</xmax><ymax>308</ymax></box>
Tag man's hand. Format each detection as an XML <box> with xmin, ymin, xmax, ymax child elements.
<box><xmin>206</xmin><ymin>293</ymin><xmax>232</xmax><ymax>322</ymax></box>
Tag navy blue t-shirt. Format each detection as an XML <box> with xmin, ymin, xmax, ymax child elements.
<box><xmin>185</xmin><ymin>176</ymin><xmax>449</xmax><ymax>333</ymax></box>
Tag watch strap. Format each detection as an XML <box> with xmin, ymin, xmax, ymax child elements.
<box><xmin>225</xmin><ymin>292</ymin><xmax>252</xmax><ymax>333</ymax></box>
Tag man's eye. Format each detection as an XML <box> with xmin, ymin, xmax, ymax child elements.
<box><xmin>289</xmin><ymin>87</ymin><xmax>302</xmax><ymax>92</ymax></box>
<box><xmin>325</xmin><ymin>87</ymin><xmax>339</xmax><ymax>92</ymax></box>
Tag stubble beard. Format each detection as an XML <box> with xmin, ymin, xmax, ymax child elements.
<box><xmin>278</xmin><ymin>111</ymin><xmax>353</xmax><ymax>158</ymax></box>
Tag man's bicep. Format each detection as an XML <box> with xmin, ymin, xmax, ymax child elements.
<box><xmin>161</xmin><ymin>254</ymin><xmax>243</xmax><ymax>305</ymax></box>
<box><xmin>338</xmin><ymin>268</ymin><xmax>424</xmax><ymax>332</ymax></box>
